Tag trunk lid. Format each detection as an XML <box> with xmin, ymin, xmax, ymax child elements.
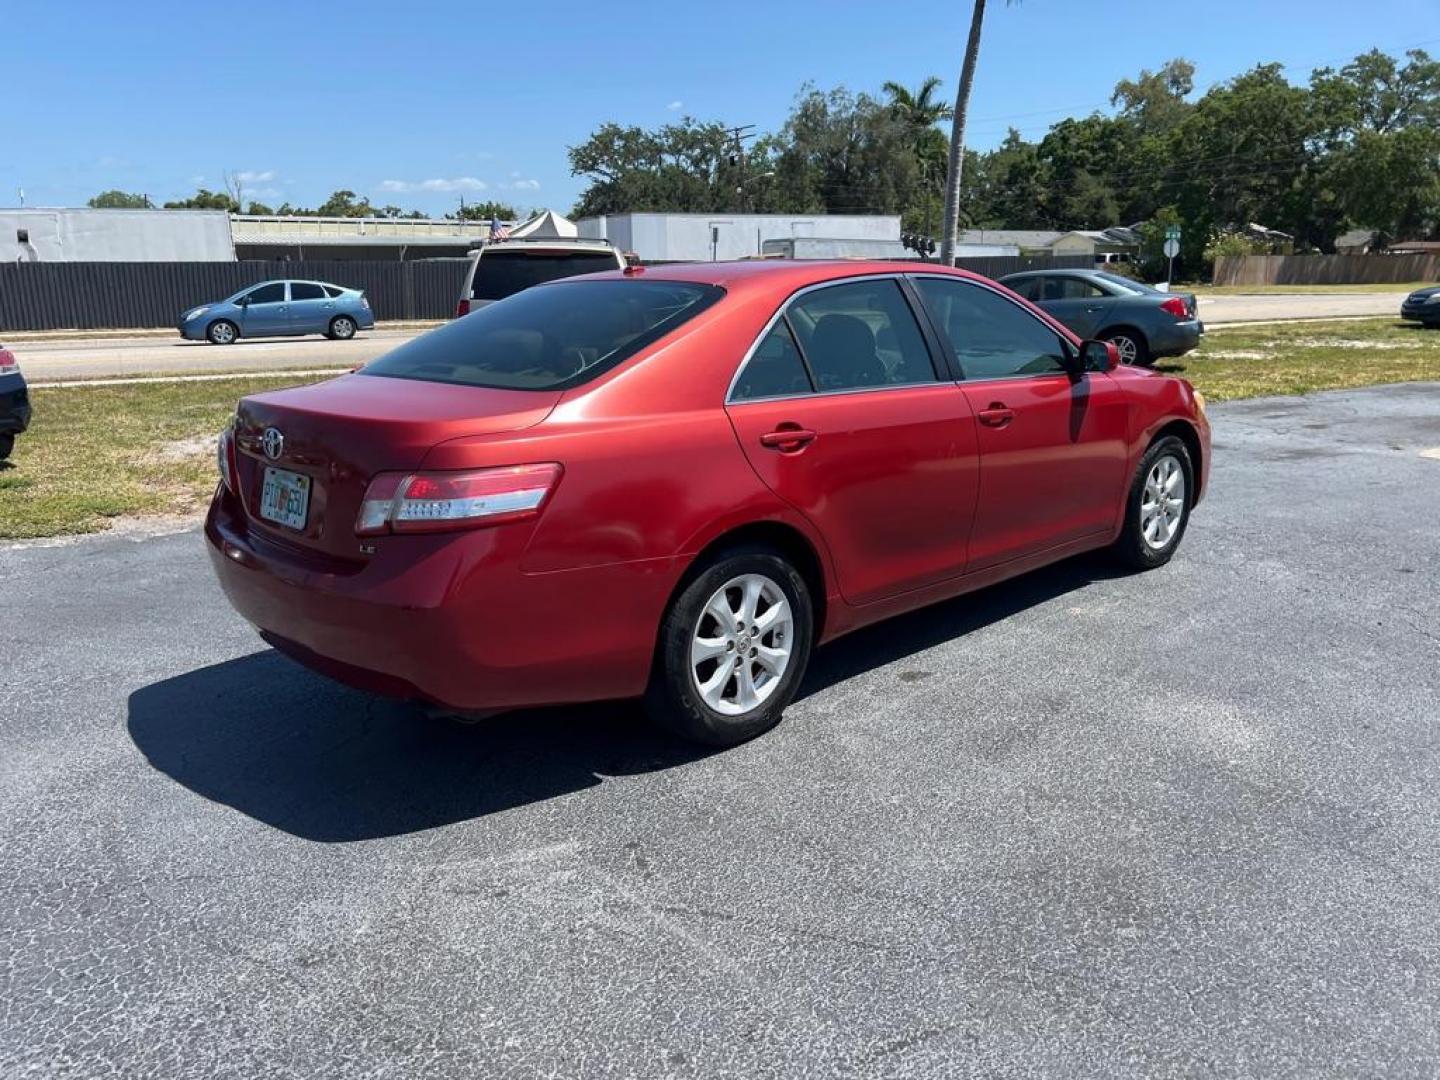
<box><xmin>232</xmin><ymin>373</ymin><xmax>560</xmax><ymax>561</ymax></box>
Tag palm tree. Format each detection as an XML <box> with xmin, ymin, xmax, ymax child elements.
<box><xmin>939</xmin><ymin>1</ymin><xmax>993</xmax><ymax>265</ymax></box>
<box><xmin>882</xmin><ymin>76</ymin><xmax>953</xmax><ymax>130</ymax></box>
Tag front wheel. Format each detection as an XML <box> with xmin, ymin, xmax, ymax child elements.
<box><xmin>1112</xmin><ymin>435</ymin><xmax>1193</xmax><ymax>570</ymax></box>
<box><xmin>328</xmin><ymin>315</ymin><xmax>357</xmax><ymax>340</ymax></box>
<box><xmin>207</xmin><ymin>319</ymin><xmax>238</xmax><ymax>345</ymax></box>
<box><xmin>646</xmin><ymin>547</ymin><xmax>814</xmax><ymax>746</ymax></box>
<box><xmin>1104</xmin><ymin>329</ymin><xmax>1150</xmax><ymax>367</ymax></box>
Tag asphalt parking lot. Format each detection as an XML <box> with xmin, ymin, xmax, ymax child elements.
<box><xmin>3</xmin><ymin>384</ymin><xmax>1438</xmax><ymax>1078</ymax></box>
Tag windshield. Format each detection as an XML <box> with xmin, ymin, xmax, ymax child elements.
<box><xmin>365</xmin><ymin>280</ymin><xmax>723</xmax><ymax>390</ymax></box>
<box><xmin>1093</xmin><ymin>271</ymin><xmax>1156</xmax><ymax>295</ymax></box>
<box><xmin>471</xmin><ymin>249</ymin><xmax>620</xmax><ymax>301</ymax></box>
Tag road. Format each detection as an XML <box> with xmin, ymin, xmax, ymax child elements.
<box><xmin>4</xmin><ymin>385</ymin><xmax>1439</xmax><ymax>1078</ymax></box>
<box><xmin>12</xmin><ymin>292</ymin><xmax>1412</xmax><ymax>381</ymax></box>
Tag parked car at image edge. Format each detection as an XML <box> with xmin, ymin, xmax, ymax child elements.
<box><xmin>0</xmin><ymin>344</ymin><xmax>30</xmax><ymax>460</ymax></box>
<box><xmin>1399</xmin><ymin>285</ymin><xmax>1440</xmax><ymax>327</ymax></box>
<box><xmin>455</xmin><ymin>237</ymin><xmax>627</xmax><ymax>317</ymax></box>
<box><xmin>999</xmin><ymin>268</ymin><xmax>1203</xmax><ymax>366</ymax></box>
<box><xmin>207</xmin><ymin>259</ymin><xmax>1210</xmax><ymax>747</ymax></box>
<box><xmin>179</xmin><ymin>280</ymin><xmax>375</xmax><ymax>344</ymax></box>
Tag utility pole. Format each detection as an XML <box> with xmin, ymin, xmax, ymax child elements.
<box><xmin>724</xmin><ymin>124</ymin><xmax>756</xmax><ymax>212</ymax></box>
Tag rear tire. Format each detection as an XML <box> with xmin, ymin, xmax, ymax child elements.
<box><xmin>207</xmin><ymin>319</ymin><xmax>238</xmax><ymax>345</ymax></box>
<box><xmin>328</xmin><ymin>315</ymin><xmax>357</xmax><ymax>340</ymax></box>
<box><xmin>1104</xmin><ymin>329</ymin><xmax>1150</xmax><ymax>367</ymax></box>
<box><xmin>1112</xmin><ymin>435</ymin><xmax>1193</xmax><ymax>570</ymax></box>
<box><xmin>0</xmin><ymin>433</ymin><xmax>13</xmax><ymax>460</ymax></box>
<box><xmin>645</xmin><ymin>546</ymin><xmax>814</xmax><ymax>747</ymax></box>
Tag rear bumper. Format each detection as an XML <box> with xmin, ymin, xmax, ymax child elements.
<box><xmin>204</xmin><ymin>487</ymin><xmax>679</xmax><ymax>711</ymax></box>
<box><xmin>0</xmin><ymin>378</ymin><xmax>30</xmax><ymax>434</ymax></box>
<box><xmin>1150</xmin><ymin>320</ymin><xmax>1203</xmax><ymax>357</ymax></box>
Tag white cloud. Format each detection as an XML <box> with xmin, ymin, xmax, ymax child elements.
<box><xmin>379</xmin><ymin>177</ymin><xmax>488</xmax><ymax>193</ymax></box>
<box><xmin>235</xmin><ymin>169</ymin><xmax>276</xmax><ymax>183</ymax></box>
<box><xmin>189</xmin><ymin>174</ymin><xmax>207</xmax><ymax>185</ymax></box>
<box><xmin>666</xmin><ymin>100</ymin><xmax>684</xmax><ymax>111</ymax></box>
<box><xmin>510</xmin><ymin>179</ymin><xmax>541</xmax><ymax>191</ymax></box>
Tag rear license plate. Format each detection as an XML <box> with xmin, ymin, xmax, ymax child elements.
<box><xmin>259</xmin><ymin>466</ymin><xmax>311</xmax><ymax>530</ymax></box>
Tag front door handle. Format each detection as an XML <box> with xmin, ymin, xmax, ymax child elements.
<box><xmin>977</xmin><ymin>404</ymin><xmax>1015</xmax><ymax>427</ymax></box>
<box><xmin>759</xmin><ymin>426</ymin><xmax>817</xmax><ymax>451</ymax></box>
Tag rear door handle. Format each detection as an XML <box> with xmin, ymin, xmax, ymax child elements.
<box><xmin>977</xmin><ymin>404</ymin><xmax>1015</xmax><ymax>427</ymax></box>
<box><xmin>759</xmin><ymin>427</ymin><xmax>817</xmax><ymax>451</ymax></box>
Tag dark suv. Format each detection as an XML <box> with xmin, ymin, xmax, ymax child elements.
<box><xmin>0</xmin><ymin>345</ymin><xmax>30</xmax><ymax>460</ymax></box>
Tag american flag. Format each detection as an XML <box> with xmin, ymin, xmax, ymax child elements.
<box><xmin>489</xmin><ymin>217</ymin><xmax>511</xmax><ymax>242</ymax></box>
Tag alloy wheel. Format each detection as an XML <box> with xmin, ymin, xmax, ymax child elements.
<box><xmin>210</xmin><ymin>322</ymin><xmax>235</xmax><ymax>344</ymax></box>
<box><xmin>689</xmin><ymin>573</ymin><xmax>794</xmax><ymax>716</ymax></box>
<box><xmin>1111</xmin><ymin>334</ymin><xmax>1139</xmax><ymax>365</ymax></box>
<box><xmin>1140</xmin><ymin>454</ymin><xmax>1185</xmax><ymax>549</ymax></box>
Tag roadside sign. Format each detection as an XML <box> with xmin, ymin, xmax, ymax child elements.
<box><xmin>1163</xmin><ymin>238</ymin><xmax>1181</xmax><ymax>258</ymax></box>
<box><xmin>1164</xmin><ymin>225</ymin><xmax>1181</xmax><ymax>241</ymax></box>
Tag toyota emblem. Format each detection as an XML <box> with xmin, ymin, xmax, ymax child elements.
<box><xmin>262</xmin><ymin>427</ymin><xmax>285</xmax><ymax>460</ymax></box>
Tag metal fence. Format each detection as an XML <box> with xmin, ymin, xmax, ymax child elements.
<box><xmin>0</xmin><ymin>259</ymin><xmax>470</xmax><ymax>331</ymax></box>
<box><xmin>0</xmin><ymin>253</ymin><xmax>1101</xmax><ymax>332</ymax></box>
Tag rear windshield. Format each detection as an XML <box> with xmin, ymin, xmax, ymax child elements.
<box><xmin>365</xmin><ymin>280</ymin><xmax>723</xmax><ymax>390</ymax></box>
<box><xmin>1093</xmin><ymin>271</ymin><xmax>1155</xmax><ymax>295</ymax></box>
<box><xmin>471</xmin><ymin>249</ymin><xmax>620</xmax><ymax>301</ymax></box>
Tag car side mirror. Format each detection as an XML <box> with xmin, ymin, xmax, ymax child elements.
<box><xmin>237</xmin><ymin>296</ymin><xmax>250</xmax><ymax>306</ymax></box>
<box><xmin>1081</xmin><ymin>339</ymin><xmax>1119</xmax><ymax>373</ymax></box>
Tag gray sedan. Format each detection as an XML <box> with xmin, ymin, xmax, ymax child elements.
<box><xmin>179</xmin><ymin>280</ymin><xmax>375</xmax><ymax>345</ymax></box>
<box><xmin>999</xmin><ymin>269</ymin><xmax>1203</xmax><ymax>366</ymax></box>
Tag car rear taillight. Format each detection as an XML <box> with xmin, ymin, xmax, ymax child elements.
<box><xmin>0</xmin><ymin>348</ymin><xmax>18</xmax><ymax>372</ymax></box>
<box><xmin>355</xmin><ymin>463</ymin><xmax>562</xmax><ymax>536</ymax></box>
<box><xmin>455</xmin><ymin>298</ymin><xmax>471</xmax><ymax>318</ymax></box>
<box><xmin>217</xmin><ymin>427</ymin><xmax>238</xmax><ymax>492</ymax></box>
<box><xmin>360</xmin><ymin>294</ymin><xmax>370</xmax><ymax>310</ymax></box>
<box><xmin>1160</xmin><ymin>296</ymin><xmax>1188</xmax><ymax>319</ymax></box>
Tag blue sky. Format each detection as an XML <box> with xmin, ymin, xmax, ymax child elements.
<box><xmin>6</xmin><ymin>0</ymin><xmax>1438</xmax><ymax>217</ymax></box>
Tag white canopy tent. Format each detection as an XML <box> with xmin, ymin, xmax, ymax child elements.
<box><xmin>508</xmin><ymin>209</ymin><xmax>579</xmax><ymax>239</ymax></box>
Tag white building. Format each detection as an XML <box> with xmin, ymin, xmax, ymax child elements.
<box><xmin>578</xmin><ymin>212</ymin><xmax>901</xmax><ymax>263</ymax></box>
<box><xmin>1</xmin><ymin>208</ymin><xmax>235</xmax><ymax>262</ymax></box>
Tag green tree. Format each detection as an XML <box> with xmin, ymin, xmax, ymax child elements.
<box><xmin>569</xmin><ymin>119</ymin><xmax>759</xmax><ymax>216</ymax></box>
<box><xmin>163</xmin><ymin>188</ymin><xmax>239</xmax><ymax>211</ymax></box>
<box><xmin>87</xmin><ymin>190</ymin><xmax>150</xmax><ymax>209</ymax></box>
<box><xmin>448</xmin><ymin>200</ymin><xmax>521</xmax><ymax>221</ymax></box>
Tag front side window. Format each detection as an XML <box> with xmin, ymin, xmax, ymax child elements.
<box><xmin>914</xmin><ymin>277</ymin><xmax>1069</xmax><ymax>379</ymax></box>
<box><xmin>1003</xmin><ymin>276</ymin><xmax>1041</xmax><ymax>301</ymax></box>
<box><xmin>245</xmin><ymin>283</ymin><xmax>286</xmax><ymax>305</ymax></box>
<box><xmin>471</xmin><ymin>250</ymin><xmax>620</xmax><ymax>302</ymax></box>
<box><xmin>290</xmin><ymin>282</ymin><xmax>326</xmax><ymax>301</ymax></box>
<box><xmin>786</xmin><ymin>279</ymin><xmax>937</xmax><ymax>392</ymax></box>
<box><xmin>365</xmin><ymin>280</ymin><xmax>722</xmax><ymax>390</ymax></box>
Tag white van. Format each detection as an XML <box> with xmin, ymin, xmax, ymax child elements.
<box><xmin>455</xmin><ymin>238</ymin><xmax>626</xmax><ymax>317</ymax></box>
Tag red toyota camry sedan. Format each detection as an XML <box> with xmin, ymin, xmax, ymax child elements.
<box><xmin>207</xmin><ymin>260</ymin><xmax>1209</xmax><ymax>746</ymax></box>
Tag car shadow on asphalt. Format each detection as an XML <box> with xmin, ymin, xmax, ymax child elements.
<box><xmin>127</xmin><ymin>552</ymin><xmax>1123</xmax><ymax>843</ymax></box>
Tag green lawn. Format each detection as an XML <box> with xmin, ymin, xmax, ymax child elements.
<box><xmin>1159</xmin><ymin>318</ymin><xmax>1440</xmax><ymax>401</ymax></box>
<box><xmin>0</xmin><ymin>374</ymin><xmax>331</xmax><ymax>540</ymax></box>
<box><xmin>3</xmin><ymin>319</ymin><xmax>1438</xmax><ymax>540</ymax></box>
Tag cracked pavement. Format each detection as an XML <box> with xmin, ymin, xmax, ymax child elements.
<box><xmin>2</xmin><ymin>384</ymin><xmax>1438</xmax><ymax>1077</ymax></box>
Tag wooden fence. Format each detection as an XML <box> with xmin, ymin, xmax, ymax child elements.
<box><xmin>1214</xmin><ymin>253</ymin><xmax>1440</xmax><ymax>287</ymax></box>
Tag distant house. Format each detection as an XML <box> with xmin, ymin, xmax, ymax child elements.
<box><xmin>1387</xmin><ymin>240</ymin><xmax>1440</xmax><ymax>255</ymax></box>
<box><xmin>959</xmin><ymin>227</ymin><xmax>1141</xmax><ymax>263</ymax></box>
<box><xmin>1334</xmin><ymin>229</ymin><xmax>1377</xmax><ymax>254</ymax></box>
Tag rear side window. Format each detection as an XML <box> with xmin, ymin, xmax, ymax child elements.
<box><xmin>322</xmin><ymin>284</ymin><xmax>345</xmax><ymax>298</ymax></box>
<box><xmin>1040</xmin><ymin>276</ymin><xmax>1104</xmax><ymax>301</ymax></box>
<box><xmin>915</xmin><ymin>277</ymin><xmax>1069</xmax><ymax>379</ymax></box>
<box><xmin>365</xmin><ymin>280</ymin><xmax>722</xmax><ymax>390</ymax></box>
<box><xmin>733</xmin><ymin>320</ymin><xmax>811</xmax><ymax>401</ymax></box>
<box><xmin>471</xmin><ymin>249</ymin><xmax>620</xmax><ymax>301</ymax></box>
<box><xmin>787</xmin><ymin>279</ymin><xmax>936</xmax><ymax>391</ymax></box>
<box><xmin>290</xmin><ymin>282</ymin><xmax>326</xmax><ymax>301</ymax></box>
